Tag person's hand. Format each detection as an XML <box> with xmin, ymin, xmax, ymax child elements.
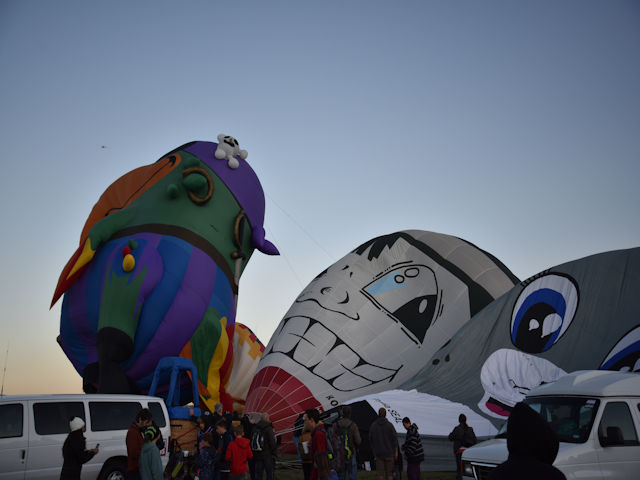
<box><xmin>91</xmin><ymin>448</ymin><xmax>99</xmax><ymax>454</ymax></box>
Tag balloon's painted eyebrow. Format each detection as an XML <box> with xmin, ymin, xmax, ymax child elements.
<box><xmin>370</xmin><ymin>261</ymin><xmax>413</xmax><ymax>281</ymax></box>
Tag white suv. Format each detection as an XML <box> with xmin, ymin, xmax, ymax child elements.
<box><xmin>462</xmin><ymin>370</ymin><xmax>640</xmax><ymax>480</ymax></box>
<box><xmin>0</xmin><ymin>394</ymin><xmax>170</xmax><ymax>480</ymax></box>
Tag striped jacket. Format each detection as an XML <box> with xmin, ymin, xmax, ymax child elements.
<box><xmin>402</xmin><ymin>424</ymin><xmax>424</xmax><ymax>463</ymax></box>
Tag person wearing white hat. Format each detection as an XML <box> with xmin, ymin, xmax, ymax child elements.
<box><xmin>60</xmin><ymin>417</ymin><xmax>99</xmax><ymax>479</ymax></box>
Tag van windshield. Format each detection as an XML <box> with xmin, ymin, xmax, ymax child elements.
<box><xmin>524</xmin><ymin>396</ymin><xmax>600</xmax><ymax>443</ymax></box>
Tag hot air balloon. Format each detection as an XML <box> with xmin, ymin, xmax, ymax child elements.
<box><xmin>52</xmin><ymin>138</ymin><xmax>278</xmax><ymax>411</ymax></box>
<box><xmin>245</xmin><ymin>230</ymin><xmax>518</xmax><ymax>435</ymax></box>
<box><xmin>402</xmin><ymin>247</ymin><xmax>640</xmax><ymax>424</ymax></box>
<box><xmin>227</xmin><ymin>323</ymin><xmax>265</xmax><ymax>412</ymax></box>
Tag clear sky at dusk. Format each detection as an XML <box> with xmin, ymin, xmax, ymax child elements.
<box><xmin>0</xmin><ymin>0</ymin><xmax>638</xmax><ymax>395</ymax></box>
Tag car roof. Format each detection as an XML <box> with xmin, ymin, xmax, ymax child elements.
<box><xmin>0</xmin><ymin>393</ymin><xmax>163</xmax><ymax>402</ymax></box>
<box><xmin>528</xmin><ymin>370</ymin><xmax>640</xmax><ymax>398</ymax></box>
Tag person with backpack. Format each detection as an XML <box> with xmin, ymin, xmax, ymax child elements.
<box><xmin>139</xmin><ymin>426</ymin><xmax>163</xmax><ymax>480</ymax></box>
<box><xmin>368</xmin><ymin>408</ymin><xmax>397</xmax><ymax>480</ymax></box>
<box><xmin>332</xmin><ymin>406</ymin><xmax>361</xmax><ymax>480</ymax></box>
<box><xmin>306</xmin><ymin>408</ymin><xmax>333</xmax><ymax>480</ymax></box>
<box><xmin>448</xmin><ymin>414</ymin><xmax>477</xmax><ymax>480</ymax></box>
<box><xmin>251</xmin><ymin>412</ymin><xmax>277</xmax><ymax>480</ymax></box>
<box><xmin>401</xmin><ymin>417</ymin><xmax>424</xmax><ymax>480</ymax></box>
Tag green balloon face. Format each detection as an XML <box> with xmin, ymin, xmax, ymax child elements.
<box><xmin>124</xmin><ymin>151</ymin><xmax>255</xmax><ymax>275</ymax></box>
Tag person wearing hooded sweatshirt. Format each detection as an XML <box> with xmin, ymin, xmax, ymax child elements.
<box><xmin>226</xmin><ymin>425</ymin><xmax>254</xmax><ymax>479</ymax></box>
<box><xmin>368</xmin><ymin>408</ymin><xmax>397</xmax><ymax>480</ymax></box>
<box><xmin>448</xmin><ymin>414</ymin><xmax>476</xmax><ymax>480</ymax></box>
<box><xmin>60</xmin><ymin>417</ymin><xmax>98</xmax><ymax>480</ymax></box>
<box><xmin>401</xmin><ymin>417</ymin><xmax>424</xmax><ymax>480</ymax></box>
<box><xmin>139</xmin><ymin>426</ymin><xmax>163</xmax><ymax>480</ymax></box>
<box><xmin>488</xmin><ymin>402</ymin><xmax>567</xmax><ymax>480</ymax></box>
<box><xmin>252</xmin><ymin>412</ymin><xmax>277</xmax><ymax>480</ymax></box>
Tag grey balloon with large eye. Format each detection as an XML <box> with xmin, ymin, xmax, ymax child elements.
<box><xmin>401</xmin><ymin>247</ymin><xmax>640</xmax><ymax>426</ymax></box>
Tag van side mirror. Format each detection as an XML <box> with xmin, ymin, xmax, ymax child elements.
<box><xmin>600</xmin><ymin>426</ymin><xmax>624</xmax><ymax>447</ymax></box>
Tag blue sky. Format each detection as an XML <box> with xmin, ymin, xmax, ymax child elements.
<box><xmin>0</xmin><ymin>0</ymin><xmax>638</xmax><ymax>394</ymax></box>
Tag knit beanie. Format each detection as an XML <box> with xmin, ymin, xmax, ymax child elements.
<box><xmin>144</xmin><ymin>425</ymin><xmax>158</xmax><ymax>441</ymax></box>
<box><xmin>69</xmin><ymin>417</ymin><xmax>85</xmax><ymax>431</ymax></box>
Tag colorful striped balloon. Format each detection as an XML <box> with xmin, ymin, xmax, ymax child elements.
<box><xmin>53</xmin><ymin>140</ymin><xmax>278</xmax><ymax>411</ymax></box>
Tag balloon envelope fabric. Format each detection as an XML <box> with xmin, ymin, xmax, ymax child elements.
<box><xmin>401</xmin><ymin>247</ymin><xmax>640</xmax><ymax>425</ymax></box>
<box><xmin>54</xmin><ymin>140</ymin><xmax>278</xmax><ymax>411</ymax></box>
<box><xmin>245</xmin><ymin>230</ymin><xmax>518</xmax><ymax>434</ymax></box>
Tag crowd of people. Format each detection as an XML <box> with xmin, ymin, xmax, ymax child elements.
<box><xmin>59</xmin><ymin>403</ymin><xmax>278</xmax><ymax>480</ymax></box>
<box><xmin>293</xmin><ymin>406</ymin><xmax>423</xmax><ymax>480</ymax></box>
<box><xmin>61</xmin><ymin>400</ymin><xmax>564</xmax><ymax>480</ymax></box>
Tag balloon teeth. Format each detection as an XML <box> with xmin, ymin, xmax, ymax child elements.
<box><xmin>269</xmin><ymin>315</ymin><xmax>401</xmax><ymax>392</ymax></box>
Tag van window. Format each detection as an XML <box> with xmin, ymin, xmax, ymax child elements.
<box><xmin>33</xmin><ymin>402</ymin><xmax>85</xmax><ymax>435</ymax></box>
<box><xmin>598</xmin><ymin>401</ymin><xmax>639</xmax><ymax>446</ymax></box>
<box><xmin>89</xmin><ymin>401</ymin><xmax>142</xmax><ymax>431</ymax></box>
<box><xmin>524</xmin><ymin>396</ymin><xmax>599</xmax><ymax>443</ymax></box>
<box><xmin>148</xmin><ymin>402</ymin><xmax>166</xmax><ymax>427</ymax></box>
<box><xmin>0</xmin><ymin>403</ymin><xmax>23</xmax><ymax>438</ymax></box>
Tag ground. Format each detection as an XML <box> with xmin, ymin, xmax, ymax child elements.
<box><xmin>274</xmin><ymin>455</ymin><xmax>456</xmax><ymax>480</ymax></box>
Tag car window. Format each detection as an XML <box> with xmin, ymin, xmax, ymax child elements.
<box><xmin>33</xmin><ymin>402</ymin><xmax>85</xmax><ymax>435</ymax></box>
<box><xmin>148</xmin><ymin>402</ymin><xmax>166</xmax><ymax>427</ymax></box>
<box><xmin>524</xmin><ymin>396</ymin><xmax>599</xmax><ymax>443</ymax></box>
<box><xmin>89</xmin><ymin>401</ymin><xmax>142</xmax><ymax>431</ymax></box>
<box><xmin>0</xmin><ymin>403</ymin><xmax>23</xmax><ymax>438</ymax></box>
<box><xmin>598</xmin><ymin>401</ymin><xmax>639</xmax><ymax>446</ymax></box>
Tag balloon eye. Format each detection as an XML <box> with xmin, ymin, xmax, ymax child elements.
<box><xmin>510</xmin><ymin>273</ymin><xmax>579</xmax><ymax>353</ymax></box>
<box><xmin>600</xmin><ymin>325</ymin><xmax>640</xmax><ymax>372</ymax></box>
<box><xmin>363</xmin><ymin>264</ymin><xmax>438</xmax><ymax>343</ymax></box>
<box><xmin>182</xmin><ymin>167</ymin><xmax>213</xmax><ymax>204</ymax></box>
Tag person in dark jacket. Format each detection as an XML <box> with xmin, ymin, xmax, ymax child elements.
<box><xmin>126</xmin><ymin>408</ymin><xmax>153</xmax><ymax>480</ymax></box>
<box><xmin>448</xmin><ymin>414</ymin><xmax>476</xmax><ymax>480</ymax></box>
<box><xmin>241</xmin><ymin>413</ymin><xmax>259</xmax><ymax>480</ymax></box>
<box><xmin>216</xmin><ymin>419</ymin><xmax>235</xmax><ymax>480</ymax></box>
<box><xmin>368</xmin><ymin>408</ymin><xmax>397</xmax><ymax>480</ymax></box>
<box><xmin>60</xmin><ymin>417</ymin><xmax>98</xmax><ymax>480</ymax></box>
<box><xmin>488</xmin><ymin>403</ymin><xmax>567</xmax><ymax>480</ymax></box>
<box><xmin>252</xmin><ymin>412</ymin><xmax>277</xmax><ymax>480</ymax></box>
<box><xmin>332</xmin><ymin>405</ymin><xmax>361</xmax><ymax>480</ymax></box>
<box><xmin>194</xmin><ymin>432</ymin><xmax>217</xmax><ymax>480</ymax></box>
<box><xmin>401</xmin><ymin>417</ymin><xmax>423</xmax><ymax>480</ymax></box>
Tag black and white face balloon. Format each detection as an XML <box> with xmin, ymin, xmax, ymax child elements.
<box><xmin>245</xmin><ymin>230</ymin><xmax>518</xmax><ymax>433</ymax></box>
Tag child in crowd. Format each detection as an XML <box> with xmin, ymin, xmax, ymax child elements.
<box><xmin>139</xmin><ymin>426</ymin><xmax>163</xmax><ymax>480</ymax></box>
<box><xmin>225</xmin><ymin>425</ymin><xmax>253</xmax><ymax>480</ymax></box>
<box><xmin>194</xmin><ymin>432</ymin><xmax>216</xmax><ymax>480</ymax></box>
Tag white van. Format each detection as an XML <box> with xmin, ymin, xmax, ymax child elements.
<box><xmin>462</xmin><ymin>370</ymin><xmax>640</xmax><ymax>480</ymax></box>
<box><xmin>0</xmin><ymin>394</ymin><xmax>170</xmax><ymax>480</ymax></box>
